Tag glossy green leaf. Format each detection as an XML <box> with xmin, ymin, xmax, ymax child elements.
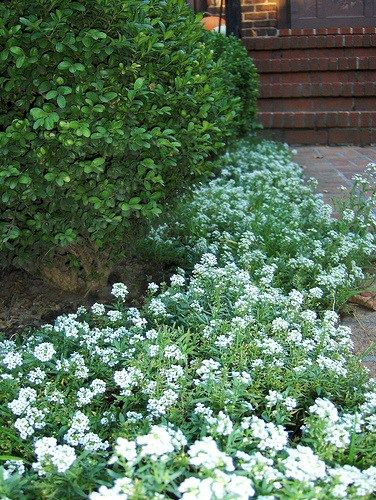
<box><xmin>57</xmin><ymin>95</ymin><xmax>66</xmax><ymax>108</ymax></box>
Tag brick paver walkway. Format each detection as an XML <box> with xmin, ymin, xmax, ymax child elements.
<box><xmin>295</xmin><ymin>146</ymin><xmax>376</xmax><ymax>204</ymax></box>
<box><xmin>295</xmin><ymin>146</ymin><xmax>376</xmax><ymax>376</ymax></box>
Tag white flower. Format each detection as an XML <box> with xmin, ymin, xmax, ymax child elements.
<box><xmin>164</xmin><ymin>345</ymin><xmax>184</xmax><ymax>360</ymax></box>
<box><xmin>146</xmin><ymin>329</ymin><xmax>158</xmax><ymax>340</ymax></box>
<box><xmin>110</xmin><ymin>437</ymin><xmax>137</xmax><ymax>465</ymax></box>
<box><xmin>148</xmin><ymin>298</ymin><xmax>168</xmax><ymax>317</ymax></box>
<box><xmin>170</xmin><ymin>274</ymin><xmax>185</xmax><ymax>287</ymax></box>
<box><xmin>90</xmin><ymin>379</ymin><xmax>106</xmax><ymax>395</ymax></box>
<box><xmin>179</xmin><ymin>472</ymin><xmax>254</xmax><ymax>500</ymax></box>
<box><xmin>188</xmin><ymin>437</ymin><xmax>234</xmax><ymax>471</ymax></box>
<box><xmin>147</xmin><ymin>282</ymin><xmax>159</xmax><ymax>294</ymax></box>
<box><xmin>111</xmin><ymin>283</ymin><xmax>129</xmax><ymax>300</ymax></box>
<box><xmin>2</xmin><ymin>351</ymin><xmax>23</xmax><ymax>370</ymax></box>
<box><xmin>3</xmin><ymin>460</ymin><xmax>25</xmax><ymax>479</ymax></box>
<box><xmin>33</xmin><ymin>437</ymin><xmax>76</xmax><ymax>475</ymax></box>
<box><xmin>91</xmin><ymin>303</ymin><xmax>106</xmax><ymax>315</ymax></box>
<box><xmin>114</xmin><ymin>367</ymin><xmax>143</xmax><ymax>396</ymax></box>
<box><xmin>64</xmin><ymin>411</ymin><xmax>90</xmax><ymax>446</ymax></box>
<box><xmin>90</xmin><ymin>478</ymin><xmax>134</xmax><ymax>499</ymax></box>
<box><xmin>33</xmin><ymin>342</ymin><xmax>56</xmax><ymax>362</ymax></box>
<box><xmin>107</xmin><ymin>310</ymin><xmax>123</xmax><ymax>322</ymax></box>
<box><xmin>232</xmin><ymin>371</ymin><xmax>252</xmax><ymax>385</ymax></box>
<box><xmin>76</xmin><ymin>388</ymin><xmax>94</xmax><ymax>407</ymax></box>
<box><xmin>272</xmin><ymin>318</ymin><xmax>290</xmax><ymax>332</ymax></box>
<box><xmin>195</xmin><ymin>359</ymin><xmax>222</xmax><ymax>385</ymax></box>
<box><xmin>135</xmin><ymin>425</ymin><xmax>186</xmax><ymax>461</ymax></box>
<box><xmin>28</xmin><ymin>368</ymin><xmax>46</xmax><ymax>385</ymax></box>
<box><xmin>242</xmin><ymin>416</ymin><xmax>288</xmax><ymax>451</ymax></box>
<box><xmin>8</xmin><ymin>388</ymin><xmax>37</xmax><ymax>416</ymax></box>
<box><xmin>147</xmin><ymin>389</ymin><xmax>179</xmax><ymax>418</ymax></box>
<box><xmin>309</xmin><ymin>287</ymin><xmax>324</xmax><ymax>299</ymax></box>
<box><xmin>283</xmin><ymin>445</ymin><xmax>326</xmax><ymax>484</ymax></box>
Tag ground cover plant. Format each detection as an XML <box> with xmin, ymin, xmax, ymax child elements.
<box><xmin>1</xmin><ymin>141</ymin><xmax>376</xmax><ymax>499</ymax></box>
<box><xmin>0</xmin><ymin>0</ymin><xmax>257</xmax><ymax>294</ymax></box>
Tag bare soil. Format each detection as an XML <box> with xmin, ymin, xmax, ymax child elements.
<box><xmin>0</xmin><ymin>256</ymin><xmax>174</xmax><ymax>336</ymax></box>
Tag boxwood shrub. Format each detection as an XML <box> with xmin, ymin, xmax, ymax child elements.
<box><xmin>208</xmin><ymin>33</ymin><xmax>259</xmax><ymax>134</ymax></box>
<box><xmin>0</xmin><ymin>0</ymin><xmax>257</xmax><ymax>292</ymax></box>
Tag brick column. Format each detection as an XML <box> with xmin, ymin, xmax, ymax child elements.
<box><xmin>207</xmin><ymin>0</ymin><xmax>279</xmax><ymax>37</ymax></box>
<box><xmin>242</xmin><ymin>0</ymin><xmax>278</xmax><ymax>37</ymax></box>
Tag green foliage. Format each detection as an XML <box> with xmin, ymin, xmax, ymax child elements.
<box><xmin>207</xmin><ymin>32</ymin><xmax>259</xmax><ymax>133</ymax></box>
<box><xmin>0</xmin><ymin>143</ymin><xmax>376</xmax><ymax>498</ymax></box>
<box><xmin>0</xmin><ymin>0</ymin><xmax>252</xmax><ymax>287</ymax></box>
<box><xmin>143</xmin><ymin>141</ymin><xmax>376</xmax><ymax>310</ymax></box>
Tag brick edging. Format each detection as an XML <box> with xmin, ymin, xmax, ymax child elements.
<box><xmin>279</xmin><ymin>27</ymin><xmax>376</xmax><ymax>37</ymax></box>
<box><xmin>245</xmin><ymin>33</ymin><xmax>376</xmax><ymax>50</ymax></box>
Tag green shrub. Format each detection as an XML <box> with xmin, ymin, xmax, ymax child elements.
<box><xmin>0</xmin><ymin>0</ymin><xmax>246</xmax><ymax>292</ymax></box>
<box><xmin>207</xmin><ymin>32</ymin><xmax>259</xmax><ymax>133</ymax></box>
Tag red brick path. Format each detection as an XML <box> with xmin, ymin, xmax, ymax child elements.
<box><xmin>295</xmin><ymin>145</ymin><xmax>376</xmax><ymax>202</ymax></box>
<box><xmin>295</xmin><ymin>146</ymin><xmax>376</xmax><ymax>376</ymax></box>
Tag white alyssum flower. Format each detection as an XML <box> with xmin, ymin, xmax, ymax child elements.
<box><xmin>91</xmin><ymin>303</ymin><xmax>106</xmax><ymax>315</ymax></box>
<box><xmin>232</xmin><ymin>371</ymin><xmax>252</xmax><ymax>385</ymax></box>
<box><xmin>28</xmin><ymin>368</ymin><xmax>46</xmax><ymax>385</ymax></box>
<box><xmin>164</xmin><ymin>344</ymin><xmax>184</xmax><ymax>360</ymax></box>
<box><xmin>170</xmin><ymin>274</ymin><xmax>185</xmax><ymax>287</ymax></box>
<box><xmin>266</xmin><ymin>390</ymin><xmax>297</xmax><ymax>411</ymax></box>
<box><xmin>33</xmin><ymin>342</ymin><xmax>56</xmax><ymax>362</ymax></box>
<box><xmin>309</xmin><ymin>287</ymin><xmax>324</xmax><ymax>299</ymax></box>
<box><xmin>237</xmin><ymin>451</ymin><xmax>283</xmax><ymax>487</ymax></box>
<box><xmin>195</xmin><ymin>358</ymin><xmax>222</xmax><ymax>385</ymax></box>
<box><xmin>114</xmin><ymin>367</ymin><xmax>144</xmax><ymax>396</ymax></box>
<box><xmin>136</xmin><ymin>425</ymin><xmax>187</xmax><ymax>461</ymax></box>
<box><xmin>147</xmin><ymin>282</ymin><xmax>159</xmax><ymax>294</ymax></box>
<box><xmin>8</xmin><ymin>387</ymin><xmax>37</xmax><ymax>416</ymax></box>
<box><xmin>242</xmin><ymin>416</ymin><xmax>288</xmax><ymax>452</ymax></box>
<box><xmin>188</xmin><ymin>437</ymin><xmax>234</xmax><ymax>471</ymax></box>
<box><xmin>148</xmin><ymin>298</ymin><xmax>168</xmax><ymax>317</ymax></box>
<box><xmin>33</xmin><ymin>437</ymin><xmax>76</xmax><ymax>476</ymax></box>
<box><xmin>109</xmin><ymin>437</ymin><xmax>137</xmax><ymax>465</ymax></box>
<box><xmin>2</xmin><ymin>351</ymin><xmax>23</xmax><ymax>370</ymax></box>
<box><xmin>179</xmin><ymin>471</ymin><xmax>255</xmax><ymax>500</ymax></box>
<box><xmin>90</xmin><ymin>478</ymin><xmax>134</xmax><ymax>499</ymax></box>
<box><xmin>282</xmin><ymin>445</ymin><xmax>326</xmax><ymax>484</ymax></box>
<box><xmin>3</xmin><ymin>460</ymin><xmax>25</xmax><ymax>479</ymax></box>
<box><xmin>147</xmin><ymin>389</ymin><xmax>179</xmax><ymax>418</ymax></box>
<box><xmin>111</xmin><ymin>283</ymin><xmax>129</xmax><ymax>300</ymax></box>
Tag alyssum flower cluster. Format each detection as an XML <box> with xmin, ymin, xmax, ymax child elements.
<box><xmin>1</xmin><ymin>142</ymin><xmax>375</xmax><ymax>499</ymax></box>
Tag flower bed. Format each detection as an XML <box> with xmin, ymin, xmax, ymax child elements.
<box><xmin>1</xmin><ymin>141</ymin><xmax>376</xmax><ymax>499</ymax></box>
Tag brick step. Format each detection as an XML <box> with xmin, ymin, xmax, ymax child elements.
<box><xmin>260</xmin><ymin>71</ymin><xmax>376</xmax><ymax>85</ymax></box>
<box><xmin>259</xmin><ymin>97</ymin><xmax>376</xmax><ymax>112</ymax></box>
<box><xmin>278</xmin><ymin>27</ymin><xmax>376</xmax><ymax>37</ymax></box>
<box><xmin>245</xmin><ymin>33</ymin><xmax>376</xmax><ymax>51</ymax></box>
<box><xmin>260</xmin><ymin>82</ymin><xmax>376</xmax><ymax>98</ymax></box>
<box><xmin>250</xmin><ymin>46</ymin><xmax>376</xmax><ymax>60</ymax></box>
<box><xmin>253</xmin><ymin>56</ymin><xmax>376</xmax><ymax>73</ymax></box>
<box><xmin>257</xmin><ymin>128</ymin><xmax>376</xmax><ymax>146</ymax></box>
<box><xmin>248</xmin><ymin>31</ymin><xmax>376</xmax><ymax>146</ymax></box>
<box><xmin>259</xmin><ymin>111</ymin><xmax>376</xmax><ymax>129</ymax></box>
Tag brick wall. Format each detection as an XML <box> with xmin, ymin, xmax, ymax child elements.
<box><xmin>207</xmin><ymin>0</ymin><xmax>278</xmax><ymax>37</ymax></box>
<box><xmin>242</xmin><ymin>1</ymin><xmax>278</xmax><ymax>37</ymax></box>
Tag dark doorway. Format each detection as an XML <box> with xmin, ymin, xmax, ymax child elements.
<box><xmin>186</xmin><ymin>0</ymin><xmax>208</xmax><ymax>11</ymax></box>
<box><xmin>290</xmin><ymin>0</ymin><xmax>376</xmax><ymax>28</ymax></box>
